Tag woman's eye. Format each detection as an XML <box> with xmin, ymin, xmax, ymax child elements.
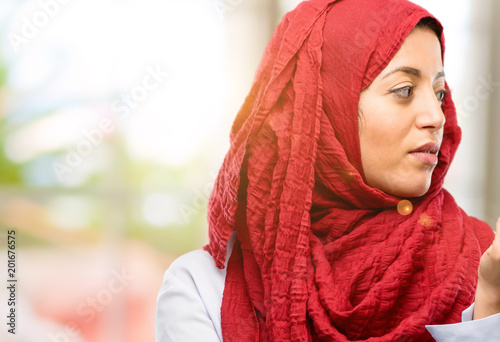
<box><xmin>389</xmin><ymin>85</ymin><xmax>415</xmax><ymax>99</ymax></box>
<box><xmin>436</xmin><ymin>89</ymin><xmax>447</xmax><ymax>104</ymax></box>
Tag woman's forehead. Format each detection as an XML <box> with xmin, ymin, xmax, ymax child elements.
<box><xmin>376</xmin><ymin>28</ymin><xmax>444</xmax><ymax>82</ymax></box>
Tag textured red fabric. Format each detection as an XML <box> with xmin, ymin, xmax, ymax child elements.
<box><xmin>204</xmin><ymin>0</ymin><xmax>495</xmax><ymax>340</ymax></box>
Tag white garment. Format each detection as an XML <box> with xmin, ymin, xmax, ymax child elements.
<box><xmin>156</xmin><ymin>234</ymin><xmax>500</xmax><ymax>341</ymax></box>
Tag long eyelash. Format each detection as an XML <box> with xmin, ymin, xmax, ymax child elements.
<box><xmin>388</xmin><ymin>85</ymin><xmax>415</xmax><ymax>97</ymax></box>
<box><xmin>437</xmin><ymin>89</ymin><xmax>449</xmax><ymax>103</ymax></box>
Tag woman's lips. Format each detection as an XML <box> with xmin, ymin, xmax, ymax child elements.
<box><xmin>409</xmin><ymin>142</ymin><xmax>440</xmax><ymax>165</ymax></box>
<box><xmin>409</xmin><ymin>151</ymin><xmax>438</xmax><ymax>165</ymax></box>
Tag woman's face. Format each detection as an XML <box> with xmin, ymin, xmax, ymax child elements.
<box><xmin>358</xmin><ymin>27</ymin><xmax>446</xmax><ymax>198</ymax></box>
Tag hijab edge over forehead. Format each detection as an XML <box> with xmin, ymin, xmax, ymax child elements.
<box><xmin>361</xmin><ymin>15</ymin><xmax>445</xmax><ymax>90</ymax></box>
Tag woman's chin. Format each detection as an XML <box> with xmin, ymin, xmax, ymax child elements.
<box><xmin>372</xmin><ymin>173</ymin><xmax>432</xmax><ymax>199</ymax></box>
<box><xmin>396</xmin><ymin>187</ymin><xmax>430</xmax><ymax>199</ymax></box>
<box><xmin>391</xmin><ymin>179</ymin><xmax>432</xmax><ymax>198</ymax></box>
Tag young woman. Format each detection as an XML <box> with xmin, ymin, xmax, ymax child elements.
<box><xmin>156</xmin><ymin>0</ymin><xmax>500</xmax><ymax>340</ymax></box>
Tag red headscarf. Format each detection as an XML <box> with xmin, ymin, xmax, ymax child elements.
<box><xmin>205</xmin><ymin>0</ymin><xmax>495</xmax><ymax>340</ymax></box>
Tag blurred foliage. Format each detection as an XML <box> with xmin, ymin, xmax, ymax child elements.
<box><xmin>0</xmin><ymin>139</ymin><xmax>23</xmax><ymax>185</ymax></box>
<box><xmin>0</xmin><ymin>60</ymin><xmax>22</xmax><ymax>184</ymax></box>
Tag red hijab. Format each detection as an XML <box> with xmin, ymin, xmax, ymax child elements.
<box><xmin>205</xmin><ymin>0</ymin><xmax>494</xmax><ymax>340</ymax></box>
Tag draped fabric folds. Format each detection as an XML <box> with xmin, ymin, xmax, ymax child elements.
<box><xmin>204</xmin><ymin>0</ymin><xmax>494</xmax><ymax>340</ymax></box>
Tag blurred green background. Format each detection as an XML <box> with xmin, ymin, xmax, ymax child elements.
<box><xmin>0</xmin><ymin>0</ymin><xmax>498</xmax><ymax>341</ymax></box>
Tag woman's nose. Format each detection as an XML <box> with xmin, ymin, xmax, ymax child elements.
<box><xmin>415</xmin><ymin>88</ymin><xmax>446</xmax><ymax>131</ymax></box>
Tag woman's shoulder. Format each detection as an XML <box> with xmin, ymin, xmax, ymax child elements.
<box><xmin>159</xmin><ymin>245</ymin><xmax>228</xmax><ymax>311</ymax></box>
<box><xmin>165</xmin><ymin>247</ymin><xmax>225</xmax><ymax>282</ymax></box>
<box><xmin>164</xmin><ymin>232</ymin><xmax>235</xmax><ymax>285</ymax></box>
<box><xmin>159</xmin><ymin>232</ymin><xmax>236</xmax><ymax>310</ymax></box>
<box><xmin>155</xmin><ymin>233</ymin><xmax>235</xmax><ymax>342</ymax></box>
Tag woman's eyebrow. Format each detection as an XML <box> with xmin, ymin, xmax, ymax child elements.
<box><xmin>381</xmin><ymin>67</ymin><xmax>445</xmax><ymax>81</ymax></box>
<box><xmin>382</xmin><ymin>66</ymin><xmax>421</xmax><ymax>79</ymax></box>
<box><xmin>434</xmin><ymin>70</ymin><xmax>446</xmax><ymax>80</ymax></box>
